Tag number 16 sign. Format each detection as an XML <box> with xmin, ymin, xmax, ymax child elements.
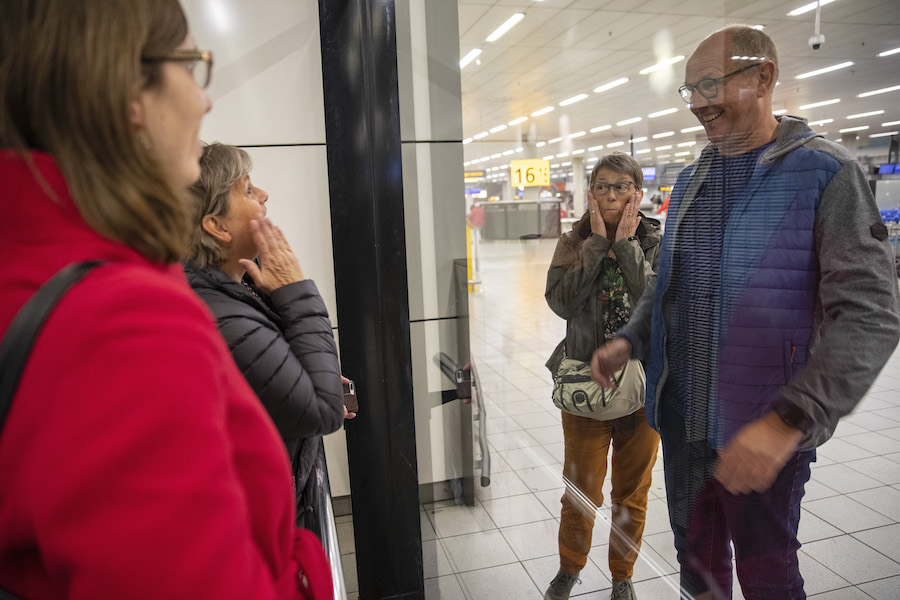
<box><xmin>509</xmin><ymin>159</ymin><xmax>550</xmax><ymax>187</ymax></box>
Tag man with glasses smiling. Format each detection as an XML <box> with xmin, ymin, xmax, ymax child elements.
<box><xmin>592</xmin><ymin>25</ymin><xmax>900</xmax><ymax>599</ymax></box>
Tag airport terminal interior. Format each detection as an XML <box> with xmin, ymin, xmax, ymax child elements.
<box><xmin>181</xmin><ymin>0</ymin><xmax>900</xmax><ymax>598</ymax></box>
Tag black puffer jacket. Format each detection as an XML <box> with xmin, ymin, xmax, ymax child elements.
<box><xmin>184</xmin><ymin>261</ymin><xmax>344</xmax><ymax>491</ymax></box>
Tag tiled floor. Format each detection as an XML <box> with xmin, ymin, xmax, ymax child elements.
<box><xmin>338</xmin><ymin>238</ymin><xmax>900</xmax><ymax>599</ymax></box>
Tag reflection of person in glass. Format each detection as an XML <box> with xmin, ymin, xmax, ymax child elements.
<box><xmin>593</xmin><ymin>25</ymin><xmax>900</xmax><ymax>599</ymax></box>
<box><xmin>0</xmin><ymin>2</ymin><xmax>332</xmax><ymax>597</ymax></box>
<box><xmin>544</xmin><ymin>152</ymin><xmax>662</xmax><ymax>600</ymax></box>
<box><xmin>184</xmin><ymin>143</ymin><xmax>347</xmax><ymax>533</ymax></box>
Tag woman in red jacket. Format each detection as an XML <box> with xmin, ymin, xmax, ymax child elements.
<box><xmin>0</xmin><ymin>1</ymin><xmax>330</xmax><ymax>598</ymax></box>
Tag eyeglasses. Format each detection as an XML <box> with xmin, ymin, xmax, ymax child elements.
<box><xmin>677</xmin><ymin>63</ymin><xmax>762</xmax><ymax>104</ymax></box>
<box><xmin>591</xmin><ymin>181</ymin><xmax>636</xmax><ymax>196</ymax></box>
<box><xmin>141</xmin><ymin>49</ymin><xmax>214</xmax><ymax>89</ymax></box>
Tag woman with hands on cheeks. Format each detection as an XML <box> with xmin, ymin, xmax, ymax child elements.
<box><xmin>185</xmin><ymin>144</ymin><xmax>351</xmax><ymax>534</ymax></box>
<box><xmin>543</xmin><ymin>152</ymin><xmax>662</xmax><ymax>600</ymax></box>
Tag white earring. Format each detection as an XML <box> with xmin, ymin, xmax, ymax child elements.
<box><xmin>139</xmin><ymin>133</ymin><xmax>152</xmax><ymax>149</ymax></box>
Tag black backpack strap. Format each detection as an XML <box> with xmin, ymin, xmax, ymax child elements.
<box><xmin>0</xmin><ymin>261</ymin><xmax>103</xmax><ymax>434</ymax></box>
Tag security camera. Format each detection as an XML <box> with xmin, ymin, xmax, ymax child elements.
<box><xmin>809</xmin><ymin>34</ymin><xmax>824</xmax><ymax>50</ymax></box>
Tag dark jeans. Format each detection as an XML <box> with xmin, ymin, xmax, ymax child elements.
<box><xmin>659</xmin><ymin>400</ymin><xmax>815</xmax><ymax>600</ymax></box>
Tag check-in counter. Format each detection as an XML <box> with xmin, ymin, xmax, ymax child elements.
<box><xmin>479</xmin><ymin>200</ymin><xmax>562</xmax><ymax>240</ymax></box>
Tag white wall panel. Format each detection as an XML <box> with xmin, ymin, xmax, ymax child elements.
<box><xmin>183</xmin><ymin>0</ymin><xmax>326</xmax><ymax>145</ymax></box>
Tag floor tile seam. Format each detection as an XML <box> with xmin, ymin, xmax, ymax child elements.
<box><xmin>848</xmin><ymin>530</ymin><xmax>900</xmax><ymax>562</ymax></box>
<box><xmin>797</xmin><ymin>547</ymin><xmax>852</xmax><ymax>586</ymax></box>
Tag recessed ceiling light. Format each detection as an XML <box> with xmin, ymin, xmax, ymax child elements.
<box><xmin>655</xmin><ymin>145</ymin><xmax>672</xmax><ymax>151</ymax></box>
<box><xmin>502</xmin><ymin>150</ymin><xmax>514</xmax><ymax>156</ymax></box>
<box><xmin>569</xmin><ymin>131</ymin><xmax>586</xmax><ymax>138</ymax></box>
<box><xmin>870</xmin><ymin>131</ymin><xmax>899</xmax><ymax>138</ymax></box>
<box><xmin>795</xmin><ymin>62</ymin><xmax>853</xmax><ymax>79</ymax></box>
<box><xmin>463</xmin><ymin>138</ymin><xmax>473</xmax><ymax>144</ymax></box>
<box><xmin>515</xmin><ymin>147</ymin><xmax>524</xmax><ymax>152</ymax></box>
<box><xmin>617</xmin><ymin>117</ymin><xmax>642</xmax><ymax>126</ymax></box>
<box><xmin>750</xmin><ymin>25</ymin><xmax>766</xmax><ymax>30</ymax></box>
<box><xmin>536</xmin><ymin>142</ymin><xmax>546</xmax><ymax>147</ymax></box>
<box><xmin>531</xmin><ymin>106</ymin><xmax>555</xmax><ymax>117</ymax></box>
<box><xmin>878</xmin><ymin>47</ymin><xmax>900</xmax><ymax>57</ymax></box>
<box><xmin>556</xmin><ymin>152</ymin><xmax>568</xmax><ymax>158</ymax></box>
<box><xmin>588</xmin><ymin>145</ymin><xmax>604</xmax><ymax>151</ymax></box>
<box><xmin>549</xmin><ymin>137</ymin><xmax>562</xmax><ymax>143</ymax></box>
<box><xmin>858</xmin><ymin>85</ymin><xmax>900</xmax><ymax>98</ymax></box>
<box><xmin>490</xmin><ymin>153</ymin><xmax>501</xmax><ymax>159</ymax></box>
<box><xmin>489</xmin><ymin>124</ymin><xmax>507</xmax><ymax>133</ymax></box>
<box><xmin>607</xmin><ymin>141</ymin><xmax>625</xmax><ymax>148</ymax></box>
<box><xmin>681</xmin><ymin>125</ymin><xmax>704</xmax><ymax>133</ymax></box>
<box><xmin>632</xmin><ymin>136</ymin><xmax>648</xmax><ymax>143</ymax></box>
<box><xmin>590</xmin><ymin>125</ymin><xmax>612</xmax><ymax>133</ymax></box>
<box><xmin>773</xmin><ymin>109</ymin><xmax>788</xmax><ymax>115</ymax></box>
<box><xmin>675</xmin><ymin>151</ymin><xmax>692</xmax><ymax>156</ymax></box>
<box><xmin>808</xmin><ymin>118</ymin><xmax>834</xmax><ymax>126</ymax></box>
<box><xmin>561</xmin><ymin>162</ymin><xmax>572</xmax><ymax>166</ymax></box>
<box><xmin>639</xmin><ymin>56</ymin><xmax>685</xmax><ymax>75</ymax></box>
<box><xmin>882</xmin><ymin>121</ymin><xmax>900</xmax><ymax>127</ymax></box>
<box><xmin>787</xmin><ymin>0</ymin><xmax>836</xmax><ymax>17</ymax></box>
<box><xmin>677</xmin><ymin>141</ymin><xmax>696</xmax><ymax>147</ymax></box>
<box><xmin>559</xmin><ymin>94</ymin><xmax>589</xmax><ymax>107</ymax></box>
<box><xmin>542</xmin><ymin>155</ymin><xmax>554</xmax><ymax>160</ymax></box>
<box><xmin>847</xmin><ymin>110</ymin><xmax>885</xmax><ymax>119</ymax></box>
<box><xmin>653</xmin><ymin>131</ymin><xmax>675</xmax><ymax>139</ymax></box>
<box><xmin>485</xmin><ymin>13</ymin><xmax>524</xmax><ymax>43</ymax></box>
<box><xmin>838</xmin><ymin>126</ymin><xmax>869</xmax><ymax>133</ymax></box>
<box><xmin>649</xmin><ymin>108</ymin><xmax>678</xmax><ymax>118</ymax></box>
<box><xmin>508</xmin><ymin>117</ymin><xmax>528</xmax><ymax>126</ymax></box>
<box><xmin>460</xmin><ymin>49</ymin><xmax>482</xmax><ymax>69</ymax></box>
<box><xmin>593</xmin><ymin>78</ymin><xmax>630</xmax><ymax>93</ymax></box>
<box><xmin>572</xmin><ymin>149</ymin><xmax>585</xmax><ymax>154</ymax></box>
<box><xmin>635</xmin><ymin>148</ymin><xmax>651</xmax><ymax>154</ymax></box>
<box><xmin>799</xmin><ymin>99</ymin><xmax>840</xmax><ymax>110</ymax></box>
<box><xmin>473</xmin><ymin>131</ymin><xmax>488</xmax><ymax>139</ymax></box>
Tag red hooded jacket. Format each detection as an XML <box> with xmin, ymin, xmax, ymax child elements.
<box><xmin>0</xmin><ymin>151</ymin><xmax>332</xmax><ymax>599</ymax></box>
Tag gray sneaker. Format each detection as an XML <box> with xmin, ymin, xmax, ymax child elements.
<box><xmin>610</xmin><ymin>578</ymin><xmax>636</xmax><ymax>600</ymax></box>
<box><xmin>543</xmin><ymin>570</ymin><xmax>580</xmax><ymax>600</ymax></box>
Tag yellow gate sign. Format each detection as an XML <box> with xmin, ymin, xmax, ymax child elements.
<box><xmin>510</xmin><ymin>159</ymin><xmax>550</xmax><ymax>187</ymax></box>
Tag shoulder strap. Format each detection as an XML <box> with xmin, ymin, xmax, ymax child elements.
<box><xmin>0</xmin><ymin>261</ymin><xmax>103</xmax><ymax>434</ymax></box>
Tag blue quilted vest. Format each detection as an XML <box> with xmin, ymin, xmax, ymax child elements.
<box><xmin>645</xmin><ymin>133</ymin><xmax>843</xmax><ymax>448</ymax></box>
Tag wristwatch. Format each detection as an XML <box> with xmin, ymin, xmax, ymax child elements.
<box><xmin>627</xmin><ymin>235</ymin><xmax>639</xmax><ymax>243</ymax></box>
<box><xmin>772</xmin><ymin>402</ymin><xmax>814</xmax><ymax>434</ymax></box>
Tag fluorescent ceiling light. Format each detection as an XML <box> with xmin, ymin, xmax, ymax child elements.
<box><xmin>549</xmin><ymin>137</ymin><xmax>562</xmax><ymax>143</ymax></box>
<box><xmin>750</xmin><ymin>25</ymin><xmax>766</xmax><ymax>30</ymax></box>
<box><xmin>470</xmin><ymin>158</ymin><xmax>480</xmax><ymax>164</ymax></box>
<box><xmin>562</xmin><ymin>162</ymin><xmax>572</xmax><ymax>166</ymax></box>
<box><xmin>502</xmin><ymin>150</ymin><xmax>514</xmax><ymax>156</ymax></box>
<box><xmin>473</xmin><ymin>131</ymin><xmax>488</xmax><ymax>139</ymax></box>
<box><xmin>847</xmin><ymin>110</ymin><xmax>884</xmax><ymax>119</ymax></box>
<box><xmin>858</xmin><ymin>85</ymin><xmax>900</xmax><ymax>98</ymax></box>
<box><xmin>569</xmin><ymin>131</ymin><xmax>586</xmax><ymax>138</ymax></box>
<box><xmin>882</xmin><ymin>121</ymin><xmax>900</xmax><ymax>127</ymax></box>
<box><xmin>490</xmin><ymin>153</ymin><xmax>501</xmax><ymax>159</ymax></box>
<box><xmin>588</xmin><ymin>145</ymin><xmax>604</xmax><ymax>151</ymax></box>
<box><xmin>536</xmin><ymin>142</ymin><xmax>546</xmax><ymax>147</ymax></box>
<box><xmin>479</xmin><ymin>156</ymin><xmax>490</xmax><ymax>161</ymax></box>
<box><xmin>556</xmin><ymin>153</ymin><xmax>568</xmax><ymax>158</ymax></box>
<box><xmin>653</xmin><ymin>131</ymin><xmax>675</xmax><ymax>139</ymax></box>
<box><xmin>677</xmin><ymin>141</ymin><xmax>696</xmax><ymax>147</ymax></box>
<box><xmin>808</xmin><ymin>118</ymin><xmax>833</xmax><ymax>126</ymax></box>
<box><xmin>572</xmin><ymin>149</ymin><xmax>585</xmax><ymax>154</ymax></box>
<box><xmin>460</xmin><ymin>49</ymin><xmax>482</xmax><ymax>69</ymax></box>
<box><xmin>649</xmin><ymin>108</ymin><xmax>678</xmax><ymax>118</ymax></box>
<box><xmin>773</xmin><ymin>109</ymin><xmax>788</xmax><ymax>115</ymax></box>
<box><xmin>531</xmin><ymin>106</ymin><xmax>555</xmax><ymax>117</ymax></box>
<box><xmin>485</xmin><ymin>13</ymin><xmax>524</xmax><ymax>43</ymax></box>
<box><xmin>838</xmin><ymin>126</ymin><xmax>868</xmax><ymax>133</ymax></box>
<box><xmin>870</xmin><ymin>131</ymin><xmax>899</xmax><ymax>138</ymax></box>
<box><xmin>462</xmin><ymin>137</ymin><xmax>473</xmax><ymax>144</ymax></box>
<box><xmin>796</xmin><ymin>61</ymin><xmax>853</xmax><ymax>79</ymax></box>
<box><xmin>551</xmin><ymin>163</ymin><xmax>559</xmax><ymax>168</ymax></box>
<box><xmin>675</xmin><ymin>151</ymin><xmax>692</xmax><ymax>156</ymax></box>
<box><xmin>631</xmin><ymin>136</ymin><xmax>648</xmax><ymax>143</ymax></box>
<box><xmin>655</xmin><ymin>145</ymin><xmax>672</xmax><ymax>151</ymax></box>
<box><xmin>508</xmin><ymin>116</ymin><xmax>528</xmax><ymax>126</ymax></box>
<box><xmin>878</xmin><ymin>47</ymin><xmax>900</xmax><ymax>57</ymax></box>
<box><xmin>463</xmin><ymin>161</ymin><xmax>470</xmax><ymax>167</ymax></box>
<box><xmin>515</xmin><ymin>147</ymin><xmax>524</xmax><ymax>152</ymax></box>
<box><xmin>799</xmin><ymin>98</ymin><xmax>840</xmax><ymax>109</ymax></box>
<box><xmin>489</xmin><ymin>124</ymin><xmax>507</xmax><ymax>133</ymax></box>
<box><xmin>607</xmin><ymin>141</ymin><xmax>625</xmax><ymax>148</ymax></box>
<box><xmin>635</xmin><ymin>148</ymin><xmax>651</xmax><ymax>154</ymax></box>
<box><xmin>590</xmin><ymin>125</ymin><xmax>611</xmax><ymax>133</ymax></box>
<box><xmin>617</xmin><ymin>117</ymin><xmax>642</xmax><ymax>126</ymax></box>
<box><xmin>559</xmin><ymin>93</ymin><xmax>589</xmax><ymax>106</ymax></box>
<box><xmin>640</xmin><ymin>56</ymin><xmax>684</xmax><ymax>75</ymax></box>
<box><xmin>542</xmin><ymin>155</ymin><xmax>554</xmax><ymax>160</ymax></box>
<box><xmin>787</xmin><ymin>0</ymin><xmax>836</xmax><ymax>17</ymax></box>
<box><xmin>681</xmin><ymin>125</ymin><xmax>704</xmax><ymax>133</ymax></box>
<box><xmin>594</xmin><ymin>78</ymin><xmax>630</xmax><ymax>93</ymax></box>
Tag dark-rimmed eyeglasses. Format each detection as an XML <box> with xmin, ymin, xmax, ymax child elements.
<box><xmin>141</xmin><ymin>49</ymin><xmax>214</xmax><ymax>89</ymax></box>
<box><xmin>677</xmin><ymin>63</ymin><xmax>762</xmax><ymax>104</ymax></box>
<box><xmin>591</xmin><ymin>181</ymin><xmax>637</xmax><ymax>196</ymax></box>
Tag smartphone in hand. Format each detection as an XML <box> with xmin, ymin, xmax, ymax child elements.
<box><xmin>343</xmin><ymin>379</ymin><xmax>359</xmax><ymax>413</ymax></box>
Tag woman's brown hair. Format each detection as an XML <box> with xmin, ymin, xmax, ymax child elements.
<box><xmin>0</xmin><ymin>0</ymin><xmax>192</xmax><ymax>263</ymax></box>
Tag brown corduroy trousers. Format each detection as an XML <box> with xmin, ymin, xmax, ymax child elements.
<box><xmin>557</xmin><ymin>407</ymin><xmax>660</xmax><ymax>581</ymax></box>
